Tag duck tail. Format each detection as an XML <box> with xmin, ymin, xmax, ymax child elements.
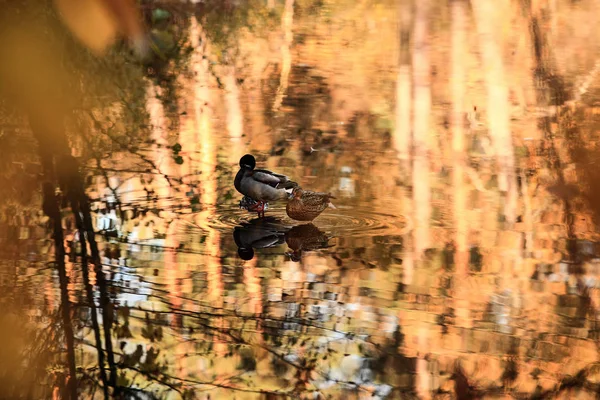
<box><xmin>328</xmin><ymin>201</ymin><xmax>337</xmax><ymax>209</ymax></box>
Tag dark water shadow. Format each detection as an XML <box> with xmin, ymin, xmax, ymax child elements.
<box><xmin>233</xmin><ymin>217</ymin><xmax>332</xmax><ymax>261</ymax></box>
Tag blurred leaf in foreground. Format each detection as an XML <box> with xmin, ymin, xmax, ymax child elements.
<box><xmin>53</xmin><ymin>0</ymin><xmax>149</xmax><ymax>57</ymax></box>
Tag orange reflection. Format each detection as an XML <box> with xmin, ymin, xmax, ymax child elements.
<box><xmin>412</xmin><ymin>0</ymin><xmax>432</xmax><ymax>257</ymax></box>
<box><xmin>451</xmin><ymin>0</ymin><xmax>469</xmax><ymax>275</ymax></box>
<box><xmin>393</xmin><ymin>0</ymin><xmax>412</xmax><ymax>163</ymax></box>
<box><xmin>44</xmin><ymin>278</ymin><xmax>57</xmax><ymax>313</ymax></box>
<box><xmin>272</xmin><ymin>0</ymin><xmax>294</xmax><ymax>112</ymax></box>
<box><xmin>164</xmin><ymin>220</ymin><xmax>193</xmax><ymax>376</ymax></box>
<box><xmin>223</xmin><ymin>65</ymin><xmax>245</xmax><ymax>163</ymax></box>
<box><xmin>65</xmin><ymin>258</ymin><xmax>76</xmax><ymax>304</ymax></box>
<box><xmin>146</xmin><ymin>83</ymin><xmax>174</xmax><ymax>211</ymax></box>
<box><xmin>243</xmin><ymin>258</ymin><xmax>262</xmax><ymax>315</ymax></box>
<box><xmin>8</xmin><ymin>1</ymin><xmax>600</xmax><ymax>397</ymax></box>
<box><xmin>190</xmin><ymin>16</ymin><xmax>225</xmax><ymax>356</ymax></box>
<box><xmin>471</xmin><ymin>0</ymin><xmax>517</xmax><ymax>224</ymax></box>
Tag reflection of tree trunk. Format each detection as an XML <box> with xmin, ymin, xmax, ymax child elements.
<box><xmin>243</xmin><ymin>258</ymin><xmax>262</xmax><ymax>315</ymax></box>
<box><xmin>190</xmin><ymin>16</ymin><xmax>225</xmax><ymax>354</ymax></box>
<box><xmin>71</xmin><ymin>196</ymin><xmax>109</xmax><ymax>399</ymax></box>
<box><xmin>179</xmin><ymin>17</ymin><xmax>204</xmax><ymax>193</ymax></box>
<box><xmin>62</xmin><ymin>155</ymin><xmax>119</xmax><ymax>391</ymax></box>
<box><xmin>272</xmin><ymin>0</ymin><xmax>294</xmax><ymax>111</ymax></box>
<box><xmin>412</xmin><ymin>0</ymin><xmax>431</xmax><ymax>256</ymax></box>
<box><xmin>527</xmin><ymin>5</ymin><xmax>577</xmax><ymax>261</ymax></box>
<box><xmin>224</xmin><ymin>65</ymin><xmax>244</xmax><ymax>162</ymax></box>
<box><xmin>521</xmin><ymin>171</ymin><xmax>533</xmax><ymax>257</ymax></box>
<box><xmin>472</xmin><ymin>0</ymin><xmax>517</xmax><ymax>225</ymax></box>
<box><xmin>451</xmin><ymin>0</ymin><xmax>468</xmax><ymax>273</ymax></box>
<box><xmin>396</xmin><ymin>0</ymin><xmax>414</xmax><ymax>284</ymax></box>
<box><xmin>79</xmin><ymin>195</ymin><xmax>119</xmax><ymax>391</ymax></box>
<box><xmin>190</xmin><ymin>17</ymin><xmax>217</xmax><ymax>208</ymax></box>
<box><xmin>28</xmin><ymin>115</ymin><xmax>78</xmax><ymax>399</ymax></box>
<box><xmin>529</xmin><ymin>15</ymin><xmax>568</xmax><ymax>106</ymax></box>
<box><xmin>402</xmin><ymin>185</ymin><xmax>414</xmax><ymax>286</ymax></box>
<box><xmin>43</xmin><ymin>181</ymin><xmax>78</xmax><ymax>400</ymax></box>
<box><xmin>26</xmin><ymin>70</ymin><xmax>118</xmax><ymax>399</ymax></box>
<box><xmin>416</xmin><ymin>355</ymin><xmax>431</xmax><ymax>399</ymax></box>
<box><xmin>146</xmin><ymin>83</ymin><xmax>173</xmax><ymax>211</ymax></box>
<box><xmin>394</xmin><ymin>0</ymin><xmax>412</xmax><ymax>165</ymax></box>
<box><xmin>55</xmin><ymin>154</ymin><xmax>110</xmax><ymax>397</ymax></box>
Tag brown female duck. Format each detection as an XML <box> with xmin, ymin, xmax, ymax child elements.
<box><xmin>286</xmin><ymin>188</ymin><xmax>336</xmax><ymax>221</ymax></box>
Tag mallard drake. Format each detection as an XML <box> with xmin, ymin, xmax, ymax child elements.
<box><xmin>234</xmin><ymin>154</ymin><xmax>297</xmax><ymax>217</ymax></box>
<box><xmin>286</xmin><ymin>188</ymin><xmax>336</xmax><ymax>221</ymax></box>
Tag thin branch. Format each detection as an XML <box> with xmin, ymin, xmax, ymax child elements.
<box><xmin>123</xmin><ymin>365</ymin><xmax>292</xmax><ymax>396</ymax></box>
<box><xmin>86</xmin><ymin>111</ymin><xmax>177</xmax><ymax>189</ymax></box>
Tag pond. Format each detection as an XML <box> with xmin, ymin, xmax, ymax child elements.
<box><xmin>3</xmin><ymin>0</ymin><xmax>600</xmax><ymax>399</ymax></box>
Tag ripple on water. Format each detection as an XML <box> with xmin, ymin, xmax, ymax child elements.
<box><xmin>192</xmin><ymin>204</ymin><xmax>411</xmax><ymax>238</ymax></box>
<box><xmin>307</xmin><ymin>207</ymin><xmax>411</xmax><ymax>237</ymax></box>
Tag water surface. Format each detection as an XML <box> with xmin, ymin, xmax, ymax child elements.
<box><xmin>3</xmin><ymin>0</ymin><xmax>600</xmax><ymax>399</ymax></box>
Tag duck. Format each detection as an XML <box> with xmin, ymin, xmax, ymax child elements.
<box><xmin>286</xmin><ymin>187</ymin><xmax>336</xmax><ymax>221</ymax></box>
<box><xmin>235</xmin><ymin>154</ymin><xmax>298</xmax><ymax>217</ymax></box>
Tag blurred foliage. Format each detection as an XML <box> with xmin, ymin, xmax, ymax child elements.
<box><xmin>198</xmin><ymin>0</ymin><xmax>282</xmax><ymax>63</ymax></box>
<box><xmin>0</xmin><ymin>269</ymin><xmax>59</xmax><ymax>399</ymax></box>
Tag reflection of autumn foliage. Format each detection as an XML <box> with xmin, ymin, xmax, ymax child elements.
<box><xmin>0</xmin><ymin>293</ymin><xmax>60</xmax><ymax>398</ymax></box>
<box><xmin>0</xmin><ymin>118</ymin><xmax>41</xmax><ymax>207</ymax></box>
<box><xmin>6</xmin><ymin>0</ymin><xmax>600</xmax><ymax>398</ymax></box>
<box><xmin>557</xmin><ymin>107</ymin><xmax>600</xmax><ymax>233</ymax></box>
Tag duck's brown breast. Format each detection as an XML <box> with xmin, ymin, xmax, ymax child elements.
<box><xmin>286</xmin><ymin>199</ymin><xmax>320</xmax><ymax>221</ymax></box>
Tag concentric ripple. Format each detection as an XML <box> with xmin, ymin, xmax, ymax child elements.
<box><xmin>307</xmin><ymin>207</ymin><xmax>411</xmax><ymax>237</ymax></box>
<box><xmin>190</xmin><ymin>204</ymin><xmax>411</xmax><ymax>237</ymax></box>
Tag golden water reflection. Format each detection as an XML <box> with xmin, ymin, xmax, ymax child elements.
<box><xmin>5</xmin><ymin>0</ymin><xmax>600</xmax><ymax>398</ymax></box>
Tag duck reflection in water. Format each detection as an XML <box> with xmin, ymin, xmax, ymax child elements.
<box><xmin>233</xmin><ymin>217</ymin><xmax>286</xmax><ymax>260</ymax></box>
<box><xmin>284</xmin><ymin>223</ymin><xmax>332</xmax><ymax>261</ymax></box>
<box><xmin>233</xmin><ymin>218</ymin><xmax>332</xmax><ymax>261</ymax></box>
